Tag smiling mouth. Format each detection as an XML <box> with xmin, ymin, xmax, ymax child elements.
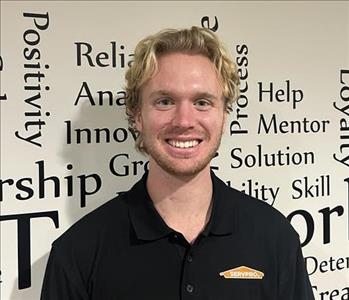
<box><xmin>166</xmin><ymin>139</ymin><xmax>201</xmax><ymax>149</ymax></box>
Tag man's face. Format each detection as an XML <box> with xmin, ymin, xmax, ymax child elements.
<box><xmin>136</xmin><ymin>52</ymin><xmax>226</xmax><ymax>178</ymax></box>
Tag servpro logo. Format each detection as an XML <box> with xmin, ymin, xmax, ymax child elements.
<box><xmin>219</xmin><ymin>266</ymin><xmax>264</xmax><ymax>280</ymax></box>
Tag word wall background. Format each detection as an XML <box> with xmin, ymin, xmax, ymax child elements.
<box><xmin>1</xmin><ymin>1</ymin><xmax>348</xmax><ymax>299</ymax></box>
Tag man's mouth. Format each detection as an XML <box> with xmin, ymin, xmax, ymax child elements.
<box><xmin>166</xmin><ymin>139</ymin><xmax>201</xmax><ymax>149</ymax></box>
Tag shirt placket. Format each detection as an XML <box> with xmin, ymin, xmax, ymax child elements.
<box><xmin>171</xmin><ymin>232</ymin><xmax>204</xmax><ymax>299</ymax></box>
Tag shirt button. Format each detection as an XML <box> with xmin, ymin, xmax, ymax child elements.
<box><xmin>187</xmin><ymin>254</ymin><xmax>193</xmax><ymax>262</ymax></box>
<box><xmin>186</xmin><ymin>284</ymin><xmax>194</xmax><ymax>293</ymax></box>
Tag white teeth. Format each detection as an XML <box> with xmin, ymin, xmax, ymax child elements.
<box><xmin>168</xmin><ymin>140</ymin><xmax>199</xmax><ymax>149</ymax></box>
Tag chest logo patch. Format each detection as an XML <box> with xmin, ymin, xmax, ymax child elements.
<box><xmin>219</xmin><ymin>266</ymin><xmax>264</xmax><ymax>280</ymax></box>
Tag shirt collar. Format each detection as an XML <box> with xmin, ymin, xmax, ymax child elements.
<box><xmin>126</xmin><ymin>171</ymin><xmax>173</xmax><ymax>241</ymax></box>
<box><xmin>126</xmin><ymin>170</ymin><xmax>239</xmax><ymax>241</ymax></box>
<box><xmin>203</xmin><ymin>171</ymin><xmax>239</xmax><ymax>236</ymax></box>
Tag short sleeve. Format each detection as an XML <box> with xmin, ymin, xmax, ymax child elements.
<box><xmin>40</xmin><ymin>245</ymin><xmax>89</xmax><ymax>300</ymax></box>
<box><xmin>278</xmin><ymin>237</ymin><xmax>315</xmax><ymax>300</ymax></box>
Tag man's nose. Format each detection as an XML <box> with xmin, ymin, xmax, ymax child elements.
<box><xmin>172</xmin><ymin>102</ymin><xmax>195</xmax><ymax>128</ymax></box>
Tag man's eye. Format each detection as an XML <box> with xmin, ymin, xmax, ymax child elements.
<box><xmin>194</xmin><ymin>99</ymin><xmax>211</xmax><ymax>110</ymax></box>
<box><xmin>155</xmin><ymin>98</ymin><xmax>173</xmax><ymax>107</ymax></box>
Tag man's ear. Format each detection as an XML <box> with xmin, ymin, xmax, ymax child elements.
<box><xmin>134</xmin><ymin>109</ymin><xmax>143</xmax><ymax>133</ymax></box>
<box><xmin>222</xmin><ymin>111</ymin><xmax>228</xmax><ymax>133</ymax></box>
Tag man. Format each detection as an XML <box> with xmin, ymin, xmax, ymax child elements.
<box><xmin>41</xmin><ymin>27</ymin><xmax>314</xmax><ymax>299</ymax></box>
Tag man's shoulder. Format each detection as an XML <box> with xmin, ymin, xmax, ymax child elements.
<box><xmin>214</xmin><ymin>174</ymin><xmax>298</xmax><ymax>240</ymax></box>
<box><xmin>233</xmin><ymin>186</ymin><xmax>289</xmax><ymax>223</ymax></box>
<box><xmin>52</xmin><ymin>192</ymin><xmax>130</xmax><ymax>250</ymax></box>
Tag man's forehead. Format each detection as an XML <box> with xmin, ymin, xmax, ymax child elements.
<box><xmin>147</xmin><ymin>54</ymin><xmax>220</xmax><ymax>84</ymax></box>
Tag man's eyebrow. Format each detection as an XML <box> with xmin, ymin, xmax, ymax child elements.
<box><xmin>148</xmin><ymin>90</ymin><xmax>218</xmax><ymax>100</ymax></box>
<box><xmin>195</xmin><ymin>92</ymin><xmax>217</xmax><ymax>100</ymax></box>
<box><xmin>148</xmin><ymin>90</ymin><xmax>172</xmax><ymax>98</ymax></box>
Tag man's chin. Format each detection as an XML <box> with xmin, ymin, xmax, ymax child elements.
<box><xmin>156</xmin><ymin>159</ymin><xmax>210</xmax><ymax>179</ymax></box>
<box><xmin>146</xmin><ymin>143</ymin><xmax>219</xmax><ymax>178</ymax></box>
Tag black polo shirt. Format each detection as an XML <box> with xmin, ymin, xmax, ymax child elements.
<box><xmin>41</xmin><ymin>171</ymin><xmax>314</xmax><ymax>300</ymax></box>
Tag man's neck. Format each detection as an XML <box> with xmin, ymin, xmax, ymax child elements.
<box><xmin>146</xmin><ymin>162</ymin><xmax>213</xmax><ymax>244</ymax></box>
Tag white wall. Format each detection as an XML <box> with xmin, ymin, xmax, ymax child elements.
<box><xmin>1</xmin><ymin>1</ymin><xmax>348</xmax><ymax>299</ymax></box>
